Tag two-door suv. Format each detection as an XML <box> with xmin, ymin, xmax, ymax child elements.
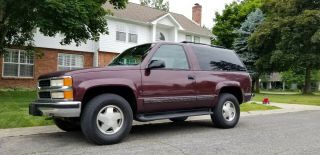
<box><xmin>30</xmin><ymin>42</ymin><xmax>252</xmax><ymax>145</ymax></box>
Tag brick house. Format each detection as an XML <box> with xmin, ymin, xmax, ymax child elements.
<box><xmin>0</xmin><ymin>3</ymin><xmax>211</xmax><ymax>88</ymax></box>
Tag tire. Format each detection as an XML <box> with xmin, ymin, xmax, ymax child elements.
<box><xmin>53</xmin><ymin>118</ymin><xmax>80</xmax><ymax>132</ymax></box>
<box><xmin>169</xmin><ymin>116</ymin><xmax>188</xmax><ymax>122</ymax></box>
<box><xmin>211</xmin><ymin>93</ymin><xmax>240</xmax><ymax>129</ymax></box>
<box><xmin>81</xmin><ymin>94</ymin><xmax>133</xmax><ymax>145</ymax></box>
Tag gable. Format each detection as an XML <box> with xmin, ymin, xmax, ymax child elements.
<box><xmin>158</xmin><ymin>16</ymin><xmax>176</xmax><ymax>27</ymax></box>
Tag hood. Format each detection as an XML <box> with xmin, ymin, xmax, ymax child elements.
<box><xmin>38</xmin><ymin>66</ymin><xmax>140</xmax><ymax>80</ymax></box>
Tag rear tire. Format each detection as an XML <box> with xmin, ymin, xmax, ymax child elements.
<box><xmin>211</xmin><ymin>93</ymin><xmax>240</xmax><ymax>128</ymax></box>
<box><xmin>169</xmin><ymin>116</ymin><xmax>188</xmax><ymax>122</ymax></box>
<box><xmin>81</xmin><ymin>94</ymin><xmax>133</xmax><ymax>145</ymax></box>
<box><xmin>54</xmin><ymin>118</ymin><xmax>80</xmax><ymax>132</ymax></box>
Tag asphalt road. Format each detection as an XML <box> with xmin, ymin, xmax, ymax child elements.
<box><xmin>1</xmin><ymin>111</ymin><xmax>320</xmax><ymax>155</ymax></box>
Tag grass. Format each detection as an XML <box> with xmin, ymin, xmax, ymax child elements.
<box><xmin>240</xmin><ymin>102</ymin><xmax>280</xmax><ymax>112</ymax></box>
<box><xmin>0</xmin><ymin>90</ymin><xmax>52</xmax><ymax>129</ymax></box>
<box><xmin>253</xmin><ymin>93</ymin><xmax>320</xmax><ymax>106</ymax></box>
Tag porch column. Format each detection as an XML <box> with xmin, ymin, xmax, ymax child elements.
<box><xmin>93</xmin><ymin>51</ymin><xmax>99</xmax><ymax>67</ymax></box>
<box><xmin>152</xmin><ymin>23</ymin><xmax>157</xmax><ymax>42</ymax></box>
<box><xmin>92</xmin><ymin>41</ymin><xmax>99</xmax><ymax>67</ymax></box>
<box><xmin>174</xmin><ymin>27</ymin><xmax>178</xmax><ymax>42</ymax></box>
<box><xmin>267</xmin><ymin>82</ymin><xmax>272</xmax><ymax>90</ymax></box>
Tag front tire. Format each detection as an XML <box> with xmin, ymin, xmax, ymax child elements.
<box><xmin>81</xmin><ymin>94</ymin><xmax>133</xmax><ymax>145</ymax></box>
<box><xmin>53</xmin><ymin>118</ymin><xmax>80</xmax><ymax>132</ymax></box>
<box><xmin>211</xmin><ymin>93</ymin><xmax>240</xmax><ymax>128</ymax></box>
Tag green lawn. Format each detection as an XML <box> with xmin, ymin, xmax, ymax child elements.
<box><xmin>253</xmin><ymin>93</ymin><xmax>320</xmax><ymax>106</ymax></box>
<box><xmin>240</xmin><ymin>102</ymin><xmax>280</xmax><ymax>112</ymax></box>
<box><xmin>0</xmin><ymin>90</ymin><xmax>52</xmax><ymax>129</ymax></box>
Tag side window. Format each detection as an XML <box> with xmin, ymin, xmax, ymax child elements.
<box><xmin>151</xmin><ymin>45</ymin><xmax>189</xmax><ymax>70</ymax></box>
<box><xmin>192</xmin><ymin>45</ymin><xmax>246</xmax><ymax>71</ymax></box>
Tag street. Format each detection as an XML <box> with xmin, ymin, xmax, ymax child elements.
<box><xmin>1</xmin><ymin>111</ymin><xmax>320</xmax><ymax>155</ymax></box>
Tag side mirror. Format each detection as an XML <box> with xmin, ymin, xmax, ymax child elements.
<box><xmin>147</xmin><ymin>60</ymin><xmax>165</xmax><ymax>69</ymax></box>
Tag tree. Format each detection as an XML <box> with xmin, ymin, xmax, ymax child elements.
<box><xmin>281</xmin><ymin>69</ymin><xmax>305</xmax><ymax>91</ymax></box>
<box><xmin>212</xmin><ymin>0</ymin><xmax>262</xmax><ymax>48</ymax></box>
<box><xmin>140</xmin><ymin>0</ymin><xmax>169</xmax><ymax>12</ymax></box>
<box><xmin>233</xmin><ymin>8</ymin><xmax>264</xmax><ymax>93</ymax></box>
<box><xmin>249</xmin><ymin>0</ymin><xmax>320</xmax><ymax>94</ymax></box>
<box><xmin>0</xmin><ymin>0</ymin><xmax>128</xmax><ymax>55</ymax></box>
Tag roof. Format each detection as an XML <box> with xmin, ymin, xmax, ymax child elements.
<box><xmin>103</xmin><ymin>2</ymin><xmax>212</xmax><ymax>37</ymax></box>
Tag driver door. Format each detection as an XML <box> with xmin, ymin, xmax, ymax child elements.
<box><xmin>141</xmin><ymin>44</ymin><xmax>197</xmax><ymax>113</ymax></box>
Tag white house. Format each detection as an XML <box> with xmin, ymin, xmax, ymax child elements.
<box><xmin>0</xmin><ymin>2</ymin><xmax>212</xmax><ymax>88</ymax></box>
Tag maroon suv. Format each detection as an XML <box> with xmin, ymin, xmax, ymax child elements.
<box><xmin>30</xmin><ymin>42</ymin><xmax>252</xmax><ymax>145</ymax></box>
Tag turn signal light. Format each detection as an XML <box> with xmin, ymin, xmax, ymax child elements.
<box><xmin>64</xmin><ymin>91</ymin><xmax>73</xmax><ymax>100</ymax></box>
<box><xmin>63</xmin><ymin>77</ymin><xmax>73</xmax><ymax>86</ymax></box>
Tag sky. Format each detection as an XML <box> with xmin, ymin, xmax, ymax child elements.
<box><xmin>129</xmin><ymin>0</ymin><xmax>236</xmax><ymax>28</ymax></box>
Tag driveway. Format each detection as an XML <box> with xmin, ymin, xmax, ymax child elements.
<box><xmin>1</xmin><ymin>109</ymin><xmax>320</xmax><ymax>155</ymax></box>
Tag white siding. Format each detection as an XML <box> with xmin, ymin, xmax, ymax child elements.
<box><xmin>33</xmin><ymin>30</ymin><xmax>97</xmax><ymax>52</ymax></box>
<box><xmin>32</xmin><ymin>18</ymin><xmax>211</xmax><ymax>54</ymax></box>
<box><xmin>200</xmin><ymin>37</ymin><xmax>211</xmax><ymax>44</ymax></box>
<box><xmin>99</xmin><ymin>19</ymin><xmax>152</xmax><ymax>53</ymax></box>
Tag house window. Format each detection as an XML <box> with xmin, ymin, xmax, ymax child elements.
<box><xmin>116</xmin><ymin>31</ymin><xmax>126</xmax><ymax>41</ymax></box>
<box><xmin>129</xmin><ymin>33</ymin><xmax>138</xmax><ymax>43</ymax></box>
<box><xmin>186</xmin><ymin>35</ymin><xmax>192</xmax><ymax>42</ymax></box>
<box><xmin>3</xmin><ymin>49</ymin><xmax>34</xmax><ymax>78</ymax></box>
<box><xmin>58</xmin><ymin>53</ymin><xmax>84</xmax><ymax>71</ymax></box>
<box><xmin>194</xmin><ymin>36</ymin><xmax>200</xmax><ymax>43</ymax></box>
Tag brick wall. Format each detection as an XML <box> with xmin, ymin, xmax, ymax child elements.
<box><xmin>0</xmin><ymin>48</ymin><xmax>93</xmax><ymax>89</ymax></box>
<box><xmin>98</xmin><ymin>51</ymin><xmax>118</xmax><ymax>67</ymax></box>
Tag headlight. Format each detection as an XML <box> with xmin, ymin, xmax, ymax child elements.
<box><xmin>51</xmin><ymin>91</ymin><xmax>73</xmax><ymax>100</ymax></box>
<box><xmin>50</xmin><ymin>77</ymin><xmax>72</xmax><ymax>87</ymax></box>
<box><xmin>51</xmin><ymin>92</ymin><xmax>64</xmax><ymax>99</ymax></box>
<box><xmin>49</xmin><ymin>77</ymin><xmax>73</xmax><ymax>100</ymax></box>
<box><xmin>50</xmin><ymin>79</ymin><xmax>64</xmax><ymax>87</ymax></box>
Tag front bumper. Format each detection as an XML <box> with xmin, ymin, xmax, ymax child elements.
<box><xmin>243</xmin><ymin>93</ymin><xmax>254</xmax><ymax>102</ymax></box>
<box><xmin>29</xmin><ymin>100</ymin><xmax>81</xmax><ymax>117</ymax></box>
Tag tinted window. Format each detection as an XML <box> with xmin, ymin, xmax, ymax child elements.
<box><xmin>151</xmin><ymin>45</ymin><xmax>189</xmax><ymax>70</ymax></box>
<box><xmin>192</xmin><ymin>45</ymin><xmax>246</xmax><ymax>71</ymax></box>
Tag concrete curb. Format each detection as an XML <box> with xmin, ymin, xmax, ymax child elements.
<box><xmin>1</xmin><ymin>103</ymin><xmax>319</xmax><ymax>138</ymax></box>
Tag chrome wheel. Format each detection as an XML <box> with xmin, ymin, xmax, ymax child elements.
<box><xmin>96</xmin><ymin>105</ymin><xmax>124</xmax><ymax>135</ymax></box>
<box><xmin>222</xmin><ymin>101</ymin><xmax>236</xmax><ymax>122</ymax></box>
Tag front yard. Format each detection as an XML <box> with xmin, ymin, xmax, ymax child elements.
<box><xmin>253</xmin><ymin>93</ymin><xmax>320</xmax><ymax>106</ymax></box>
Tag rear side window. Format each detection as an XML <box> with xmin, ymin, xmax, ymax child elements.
<box><xmin>191</xmin><ymin>45</ymin><xmax>246</xmax><ymax>71</ymax></box>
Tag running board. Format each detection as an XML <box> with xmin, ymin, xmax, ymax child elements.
<box><xmin>136</xmin><ymin>108</ymin><xmax>213</xmax><ymax>122</ymax></box>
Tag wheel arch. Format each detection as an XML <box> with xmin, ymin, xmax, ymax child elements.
<box><xmin>218</xmin><ymin>86</ymin><xmax>243</xmax><ymax>104</ymax></box>
<box><xmin>81</xmin><ymin>85</ymin><xmax>138</xmax><ymax>115</ymax></box>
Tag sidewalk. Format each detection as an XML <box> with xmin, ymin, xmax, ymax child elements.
<box><xmin>1</xmin><ymin>102</ymin><xmax>319</xmax><ymax>138</ymax></box>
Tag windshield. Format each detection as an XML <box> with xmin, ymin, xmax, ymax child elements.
<box><xmin>109</xmin><ymin>43</ymin><xmax>154</xmax><ymax>66</ymax></box>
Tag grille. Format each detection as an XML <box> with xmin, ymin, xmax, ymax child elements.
<box><xmin>39</xmin><ymin>92</ymin><xmax>51</xmax><ymax>99</ymax></box>
<box><xmin>39</xmin><ymin>80</ymin><xmax>50</xmax><ymax>87</ymax></box>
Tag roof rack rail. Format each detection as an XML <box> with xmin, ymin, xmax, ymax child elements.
<box><xmin>181</xmin><ymin>41</ymin><xmax>225</xmax><ymax>49</ymax></box>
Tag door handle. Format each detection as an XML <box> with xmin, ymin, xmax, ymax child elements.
<box><xmin>188</xmin><ymin>75</ymin><xmax>195</xmax><ymax>80</ymax></box>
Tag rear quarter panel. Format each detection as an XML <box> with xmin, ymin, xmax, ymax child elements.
<box><xmin>195</xmin><ymin>71</ymin><xmax>252</xmax><ymax>106</ymax></box>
